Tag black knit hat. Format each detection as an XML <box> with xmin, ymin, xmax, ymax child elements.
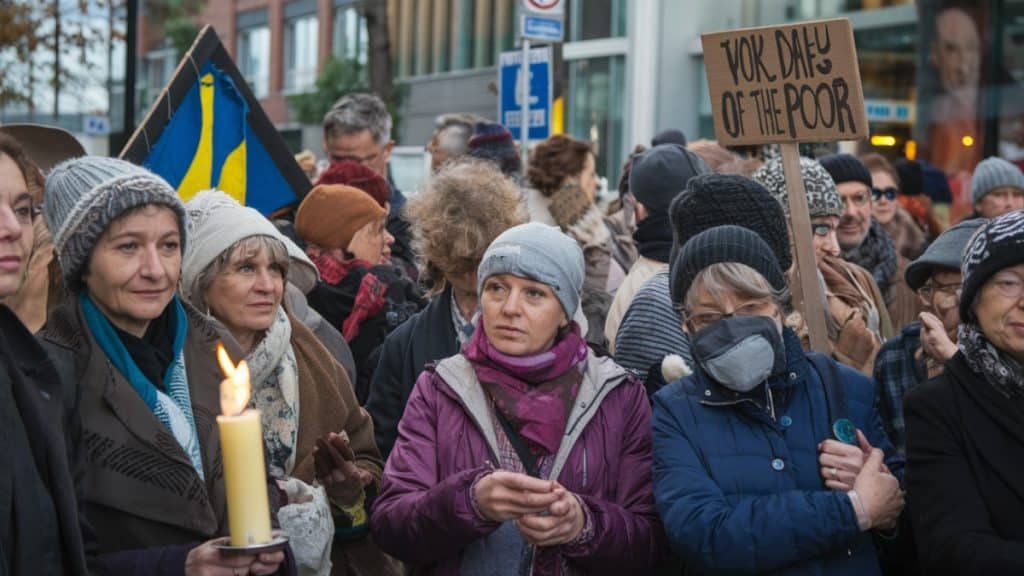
<box><xmin>959</xmin><ymin>209</ymin><xmax>1024</xmax><ymax>322</ymax></box>
<box><xmin>629</xmin><ymin>144</ymin><xmax>710</xmax><ymax>212</ymax></box>
<box><xmin>670</xmin><ymin>225</ymin><xmax>786</xmax><ymax>305</ymax></box>
<box><xmin>669</xmin><ymin>173</ymin><xmax>792</xmax><ymax>271</ymax></box>
<box><xmin>467</xmin><ymin>121</ymin><xmax>521</xmax><ymax>177</ymax></box>
<box><xmin>651</xmin><ymin>129</ymin><xmax>687</xmax><ymax>147</ymax></box>
<box><xmin>894</xmin><ymin>159</ymin><xmax>923</xmax><ymax>197</ymax></box>
<box><xmin>819</xmin><ymin>153</ymin><xmax>873</xmax><ymax>190</ymax></box>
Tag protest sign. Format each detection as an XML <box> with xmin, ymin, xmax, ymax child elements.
<box><xmin>121</xmin><ymin>26</ymin><xmax>310</xmax><ymax>216</ymax></box>
<box><xmin>702</xmin><ymin>18</ymin><xmax>868</xmax><ymax>353</ymax></box>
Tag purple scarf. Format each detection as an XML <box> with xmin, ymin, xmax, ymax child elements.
<box><xmin>463</xmin><ymin>319</ymin><xmax>588</xmax><ymax>455</ymax></box>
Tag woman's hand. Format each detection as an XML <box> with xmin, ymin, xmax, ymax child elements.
<box><xmin>852</xmin><ymin>448</ymin><xmax>904</xmax><ymax>531</ymax></box>
<box><xmin>819</xmin><ymin>429</ymin><xmax>873</xmax><ymax>492</ymax></box>
<box><xmin>313</xmin><ymin>432</ymin><xmax>373</xmax><ymax>506</ymax></box>
<box><xmin>473</xmin><ymin>470</ymin><xmax>561</xmax><ymax>522</ymax></box>
<box><xmin>184</xmin><ymin>537</ymin><xmax>286</xmax><ymax>576</ymax></box>
<box><xmin>514</xmin><ymin>484</ymin><xmax>586</xmax><ymax>547</ymax></box>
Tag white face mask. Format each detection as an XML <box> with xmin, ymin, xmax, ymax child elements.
<box><xmin>692</xmin><ymin>315</ymin><xmax>786</xmax><ymax>393</ymax></box>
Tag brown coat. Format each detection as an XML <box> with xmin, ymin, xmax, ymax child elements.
<box><xmin>882</xmin><ymin>208</ymin><xmax>927</xmax><ymax>261</ymax></box>
<box><xmin>287</xmin><ymin>315</ymin><xmax>400</xmax><ymax>576</ymax></box>
<box><xmin>886</xmin><ymin>255</ymin><xmax>922</xmax><ymax>333</ymax></box>
<box><xmin>39</xmin><ymin>299</ymin><xmax>276</xmax><ymax>554</ymax></box>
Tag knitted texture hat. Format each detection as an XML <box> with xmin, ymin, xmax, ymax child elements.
<box><xmin>43</xmin><ymin>156</ymin><xmax>187</xmax><ymax>292</ymax></box>
<box><xmin>894</xmin><ymin>159</ymin><xmax>923</xmax><ymax>197</ymax></box>
<box><xmin>294</xmin><ymin>184</ymin><xmax>386</xmax><ymax>250</ymax></box>
<box><xmin>819</xmin><ymin>153</ymin><xmax>873</xmax><ymax>189</ymax></box>
<box><xmin>971</xmin><ymin>157</ymin><xmax>1024</xmax><ymax>204</ymax></box>
<box><xmin>315</xmin><ymin>160</ymin><xmax>390</xmax><ymax>208</ymax></box>
<box><xmin>629</xmin><ymin>144</ymin><xmax>710</xmax><ymax>212</ymax></box>
<box><xmin>182</xmin><ymin>190</ymin><xmax>319</xmax><ymax>303</ymax></box>
<box><xmin>477</xmin><ymin>222</ymin><xmax>584</xmax><ymax>318</ymax></box>
<box><xmin>669</xmin><ymin>173</ymin><xmax>793</xmax><ymax>271</ymax></box>
<box><xmin>960</xmin><ymin>209</ymin><xmax>1024</xmax><ymax>322</ymax></box>
<box><xmin>467</xmin><ymin>121</ymin><xmax>521</xmax><ymax>177</ymax></box>
<box><xmin>651</xmin><ymin>129</ymin><xmax>687</xmax><ymax>147</ymax></box>
<box><xmin>905</xmin><ymin>217</ymin><xmax>986</xmax><ymax>291</ymax></box>
<box><xmin>753</xmin><ymin>155</ymin><xmax>843</xmax><ymax>219</ymax></box>
<box><xmin>670</xmin><ymin>225</ymin><xmax>786</xmax><ymax>305</ymax></box>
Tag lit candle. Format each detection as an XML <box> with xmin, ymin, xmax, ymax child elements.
<box><xmin>216</xmin><ymin>345</ymin><xmax>272</xmax><ymax>546</ymax></box>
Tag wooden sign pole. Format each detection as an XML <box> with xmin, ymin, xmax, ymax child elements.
<box><xmin>780</xmin><ymin>143</ymin><xmax>830</xmax><ymax>353</ymax></box>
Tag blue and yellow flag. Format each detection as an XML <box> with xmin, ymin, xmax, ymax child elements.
<box><xmin>121</xmin><ymin>27</ymin><xmax>309</xmax><ymax>215</ymax></box>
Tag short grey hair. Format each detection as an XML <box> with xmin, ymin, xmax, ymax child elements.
<box><xmin>323</xmin><ymin>93</ymin><xmax>393</xmax><ymax>146</ymax></box>
<box><xmin>189</xmin><ymin>235</ymin><xmax>290</xmax><ymax>313</ymax></box>
<box><xmin>683</xmin><ymin>262</ymin><xmax>788</xmax><ymax>314</ymax></box>
<box><xmin>433</xmin><ymin>113</ymin><xmax>477</xmax><ymax>156</ymax></box>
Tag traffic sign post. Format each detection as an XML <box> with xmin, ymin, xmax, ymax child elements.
<box><xmin>514</xmin><ymin>0</ymin><xmax>562</xmax><ymax>173</ymax></box>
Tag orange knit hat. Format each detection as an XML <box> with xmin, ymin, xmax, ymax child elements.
<box><xmin>294</xmin><ymin>184</ymin><xmax>387</xmax><ymax>250</ymax></box>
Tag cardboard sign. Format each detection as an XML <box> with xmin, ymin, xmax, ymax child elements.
<box><xmin>701</xmin><ymin>18</ymin><xmax>868</xmax><ymax>145</ymax></box>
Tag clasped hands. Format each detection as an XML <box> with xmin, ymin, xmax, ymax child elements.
<box><xmin>818</xmin><ymin>429</ymin><xmax>904</xmax><ymax>531</ymax></box>
<box><xmin>473</xmin><ymin>470</ymin><xmax>586</xmax><ymax>547</ymax></box>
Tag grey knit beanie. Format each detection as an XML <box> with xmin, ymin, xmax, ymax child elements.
<box><xmin>477</xmin><ymin>222</ymin><xmax>584</xmax><ymax>318</ymax></box>
<box><xmin>182</xmin><ymin>190</ymin><xmax>319</xmax><ymax>304</ymax></box>
<box><xmin>905</xmin><ymin>217</ymin><xmax>986</xmax><ymax>291</ymax></box>
<box><xmin>971</xmin><ymin>157</ymin><xmax>1024</xmax><ymax>204</ymax></box>
<box><xmin>753</xmin><ymin>156</ymin><xmax>843</xmax><ymax>219</ymax></box>
<box><xmin>43</xmin><ymin>156</ymin><xmax>187</xmax><ymax>292</ymax></box>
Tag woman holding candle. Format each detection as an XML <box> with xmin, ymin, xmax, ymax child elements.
<box><xmin>182</xmin><ymin>189</ymin><xmax>396</xmax><ymax>575</ymax></box>
<box><xmin>371</xmin><ymin>222</ymin><xmax>663</xmax><ymax>574</ymax></box>
<box><xmin>38</xmin><ymin>157</ymin><xmax>288</xmax><ymax>575</ymax></box>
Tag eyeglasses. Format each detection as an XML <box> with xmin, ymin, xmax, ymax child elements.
<box><xmin>872</xmin><ymin>187</ymin><xmax>898</xmax><ymax>201</ymax></box>
<box><xmin>918</xmin><ymin>281</ymin><xmax>960</xmax><ymax>308</ymax></box>
<box><xmin>811</xmin><ymin>223</ymin><xmax>835</xmax><ymax>237</ymax></box>
<box><xmin>684</xmin><ymin>298</ymin><xmax>776</xmax><ymax>332</ymax></box>
<box><xmin>990</xmin><ymin>273</ymin><xmax>1024</xmax><ymax>300</ymax></box>
<box><xmin>331</xmin><ymin>151</ymin><xmax>381</xmax><ymax>166</ymax></box>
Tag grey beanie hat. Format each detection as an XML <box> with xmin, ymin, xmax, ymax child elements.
<box><xmin>477</xmin><ymin>222</ymin><xmax>584</xmax><ymax>318</ymax></box>
<box><xmin>628</xmin><ymin>144</ymin><xmax>710</xmax><ymax>212</ymax></box>
<box><xmin>753</xmin><ymin>156</ymin><xmax>844</xmax><ymax>219</ymax></box>
<box><xmin>182</xmin><ymin>190</ymin><xmax>319</xmax><ymax>304</ymax></box>
<box><xmin>971</xmin><ymin>157</ymin><xmax>1024</xmax><ymax>204</ymax></box>
<box><xmin>43</xmin><ymin>156</ymin><xmax>187</xmax><ymax>292</ymax></box>
<box><xmin>905</xmin><ymin>217</ymin><xmax>986</xmax><ymax>291</ymax></box>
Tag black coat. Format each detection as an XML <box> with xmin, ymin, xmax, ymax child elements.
<box><xmin>0</xmin><ymin>304</ymin><xmax>88</xmax><ymax>575</ymax></box>
<box><xmin>905</xmin><ymin>352</ymin><xmax>1024</xmax><ymax>574</ymax></box>
<box><xmin>364</xmin><ymin>287</ymin><xmax>459</xmax><ymax>459</ymax></box>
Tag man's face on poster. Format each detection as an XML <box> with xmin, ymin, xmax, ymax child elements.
<box><xmin>930</xmin><ymin>7</ymin><xmax>981</xmax><ymax>96</ymax></box>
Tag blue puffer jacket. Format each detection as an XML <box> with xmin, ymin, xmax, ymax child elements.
<box><xmin>652</xmin><ymin>328</ymin><xmax>902</xmax><ymax>575</ymax></box>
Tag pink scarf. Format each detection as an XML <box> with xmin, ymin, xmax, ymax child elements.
<box><xmin>463</xmin><ymin>319</ymin><xmax>588</xmax><ymax>455</ymax></box>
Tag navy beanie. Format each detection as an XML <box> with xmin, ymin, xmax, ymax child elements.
<box><xmin>670</xmin><ymin>225</ymin><xmax>786</xmax><ymax>306</ymax></box>
<box><xmin>819</xmin><ymin>153</ymin><xmax>873</xmax><ymax>190</ymax></box>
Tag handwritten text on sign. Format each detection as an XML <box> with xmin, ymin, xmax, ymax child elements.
<box><xmin>701</xmin><ymin>19</ymin><xmax>867</xmax><ymax>145</ymax></box>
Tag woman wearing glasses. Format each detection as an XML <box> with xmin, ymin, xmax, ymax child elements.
<box><xmin>653</xmin><ymin>225</ymin><xmax>905</xmax><ymax>575</ymax></box>
<box><xmin>861</xmin><ymin>153</ymin><xmax>927</xmax><ymax>260</ymax></box>
<box><xmin>873</xmin><ymin>219</ymin><xmax>984</xmax><ymax>458</ymax></box>
<box><xmin>906</xmin><ymin>209</ymin><xmax>1024</xmax><ymax>574</ymax></box>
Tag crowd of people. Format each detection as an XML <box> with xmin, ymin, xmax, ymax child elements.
<box><xmin>3</xmin><ymin>89</ymin><xmax>1024</xmax><ymax>576</ymax></box>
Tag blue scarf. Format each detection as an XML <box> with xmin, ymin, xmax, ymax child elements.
<box><xmin>80</xmin><ymin>293</ymin><xmax>205</xmax><ymax>478</ymax></box>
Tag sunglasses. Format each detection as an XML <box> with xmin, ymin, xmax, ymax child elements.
<box><xmin>872</xmin><ymin>187</ymin><xmax>898</xmax><ymax>201</ymax></box>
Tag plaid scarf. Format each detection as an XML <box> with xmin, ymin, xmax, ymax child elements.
<box><xmin>312</xmin><ymin>254</ymin><xmax>387</xmax><ymax>342</ymax></box>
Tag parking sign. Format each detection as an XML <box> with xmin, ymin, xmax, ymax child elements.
<box><xmin>499</xmin><ymin>46</ymin><xmax>552</xmax><ymax>141</ymax></box>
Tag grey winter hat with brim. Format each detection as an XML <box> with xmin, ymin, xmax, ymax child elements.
<box><xmin>44</xmin><ymin>156</ymin><xmax>187</xmax><ymax>293</ymax></box>
<box><xmin>477</xmin><ymin>222</ymin><xmax>584</xmax><ymax>319</ymax></box>
<box><xmin>905</xmin><ymin>218</ymin><xmax>986</xmax><ymax>291</ymax></box>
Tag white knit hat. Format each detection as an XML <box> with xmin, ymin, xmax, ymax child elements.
<box><xmin>182</xmin><ymin>190</ymin><xmax>318</xmax><ymax>304</ymax></box>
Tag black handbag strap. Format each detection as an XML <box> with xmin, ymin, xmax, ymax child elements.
<box><xmin>493</xmin><ymin>409</ymin><xmax>541</xmax><ymax>478</ymax></box>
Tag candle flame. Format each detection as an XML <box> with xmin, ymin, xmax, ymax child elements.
<box><xmin>217</xmin><ymin>343</ymin><xmax>250</xmax><ymax>416</ymax></box>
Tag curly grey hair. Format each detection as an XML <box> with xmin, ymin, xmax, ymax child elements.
<box><xmin>323</xmin><ymin>92</ymin><xmax>393</xmax><ymax>146</ymax></box>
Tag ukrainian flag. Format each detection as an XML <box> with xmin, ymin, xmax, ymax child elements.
<box><xmin>141</xmin><ymin>62</ymin><xmax>296</xmax><ymax>215</ymax></box>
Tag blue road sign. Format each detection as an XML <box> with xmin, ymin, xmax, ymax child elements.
<box><xmin>499</xmin><ymin>46</ymin><xmax>552</xmax><ymax>141</ymax></box>
<box><xmin>521</xmin><ymin>15</ymin><xmax>563</xmax><ymax>42</ymax></box>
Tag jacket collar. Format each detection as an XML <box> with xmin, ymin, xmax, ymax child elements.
<box><xmin>434</xmin><ymin>352</ymin><xmax>629</xmax><ymax>480</ymax></box>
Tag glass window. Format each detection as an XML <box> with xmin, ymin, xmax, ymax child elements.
<box><xmin>570</xmin><ymin>0</ymin><xmax>627</xmax><ymax>42</ymax></box>
<box><xmin>333</xmin><ymin>6</ymin><xmax>369</xmax><ymax>67</ymax></box>
<box><xmin>567</xmin><ymin>55</ymin><xmax>626</xmax><ymax>190</ymax></box>
<box><xmin>238</xmin><ymin>25</ymin><xmax>271</xmax><ymax>98</ymax></box>
<box><xmin>285</xmin><ymin>15</ymin><xmax>319</xmax><ymax>93</ymax></box>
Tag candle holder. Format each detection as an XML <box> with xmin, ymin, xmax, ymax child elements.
<box><xmin>214</xmin><ymin>534</ymin><xmax>290</xmax><ymax>557</ymax></box>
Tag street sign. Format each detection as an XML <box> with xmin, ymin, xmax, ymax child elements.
<box><xmin>519</xmin><ymin>0</ymin><xmax>564</xmax><ymax>42</ymax></box>
<box><xmin>499</xmin><ymin>46</ymin><xmax>552</xmax><ymax>141</ymax></box>
<box><xmin>83</xmin><ymin>115</ymin><xmax>110</xmax><ymax>136</ymax></box>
